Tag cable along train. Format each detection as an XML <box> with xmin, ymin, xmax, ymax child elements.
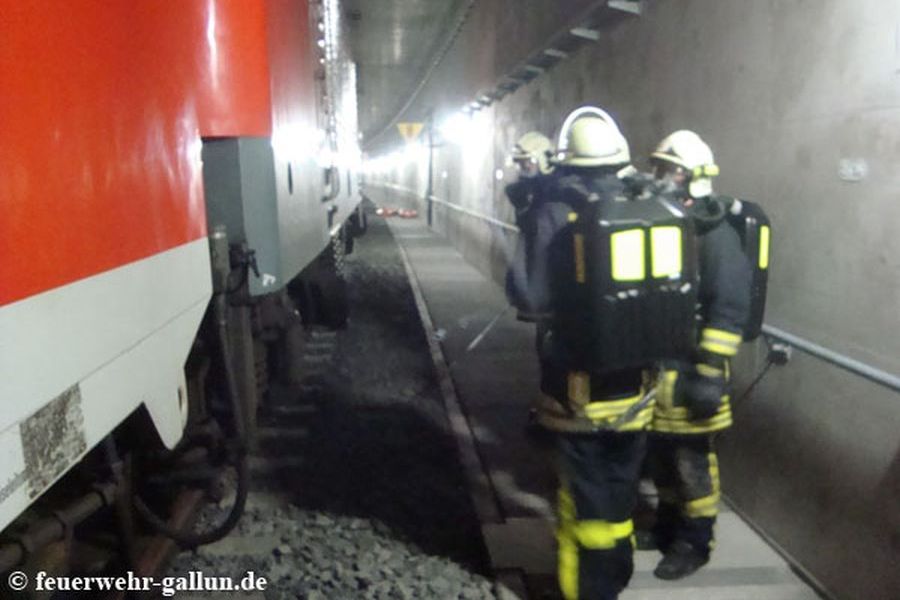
<box><xmin>0</xmin><ymin>0</ymin><xmax>362</xmax><ymax>569</ymax></box>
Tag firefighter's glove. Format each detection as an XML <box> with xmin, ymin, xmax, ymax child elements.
<box><xmin>679</xmin><ymin>365</ymin><xmax>726</xmax><ymax>421</ymax></box>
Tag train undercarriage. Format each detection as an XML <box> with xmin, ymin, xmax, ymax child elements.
<box><xmin>0</xmin><ymin>216</ymin><xmax>365</xmax><ymax>596</ymax></box>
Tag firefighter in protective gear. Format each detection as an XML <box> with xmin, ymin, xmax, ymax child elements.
<box><xmin>530</xmin><ymin>107</ymin><xmax>649</xmax><ymax>600</ymax></box>
<box><xmin>504</xmin><ymin>132</ymin><xmax>557</xmax><ymax>432</ymax></box>
<box><xmin>646</xmin><ymin>130</ymin><xmax>752</xmax><ymax>580</ymax></box>
<box><xmin>511</xmin><ymin>131</ymin><xmax>554</xmax><ymax>177</ymax></box>
<box><xmin>505</xmin><ymin>131</ymin><xmax>555</xmax><ymax>322</ymax></box>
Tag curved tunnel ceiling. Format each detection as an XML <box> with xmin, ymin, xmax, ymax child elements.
<box><xmin>345</xmin><ymin>0</ymin><xmax>641</xmax><ymax>152</ymax></box>
<box><xmin>344</xmin><ymin>0</ymin><xmax>468</xmax><ymax>143</ymax></box>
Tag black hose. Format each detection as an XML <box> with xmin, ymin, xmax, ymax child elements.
<box><xmin>133</xmin><ymin>294</ymin><xmax>250</xmax><ymax>549</ymax></box>
<box><xmin>132</xmin><ymin>456</ymin><xmax>248</xmax><ymax>549</ymax></box>
<box><xmin>735</xmin><ymin>358</ymin><xmax>775</xmax><ymax>404</ymax></box>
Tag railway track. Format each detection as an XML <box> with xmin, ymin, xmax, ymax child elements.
<box><xmin>1</xmin><ymin>213</ymin><xmax>500</xmax><ymax>600</ymax></box>
<box><xmin>161</xmin><ymin>218</ymin><xmax>498</xmax><ymax>599</ymax></box>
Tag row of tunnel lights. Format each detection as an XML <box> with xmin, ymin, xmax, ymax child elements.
<box><xmin>365</xmin><ymin>2</ymin><xmax>643</xmax><ymax>176</ymax></box>
<box><xmin>365</xmin><ymin>33</ymin><xmax>604</xmax><ymax>172</ymax></box>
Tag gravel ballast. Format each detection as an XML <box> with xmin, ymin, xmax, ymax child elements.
<box><xmin>168</xmin><ymin>212</ymin><xmax>498</xmax><ymax>600</ymax></box>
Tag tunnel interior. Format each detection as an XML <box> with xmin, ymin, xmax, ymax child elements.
<box><xmin>2</xmin><ymin>1</ymin><xmax>899</xmax><ymax>599</ymax></box>
<box><xmin>351</xmin><ymin>2</ymin><xmax>900</xmax><ymax>599</ymax></box>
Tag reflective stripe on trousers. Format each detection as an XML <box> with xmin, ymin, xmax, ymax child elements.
<box><xmin>558</xmin><ymin>486</ymin><xmax>634</xmax><ymax>600</ymax></box>
<box><xmin>556</xmin><ymin>432</ymin><xmax>645</xmax><ymax>599</ymax></box>
<box><xmin>648</xmin><ymin>435</ymin><xmax>721</xmax><ymax>556</ymax></box>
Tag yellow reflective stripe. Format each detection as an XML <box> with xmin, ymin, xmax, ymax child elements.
<box><xmin>654</xmin><ymin>409</ymin><xmax>733</xmax><ymax>425</ymax></box>
<box><xmin>651</xmin><ymin>419</ymin><xmax>731</xmax><ymax>434</ymax></box>
<box><xmin>557</xmin><ymin>487</ymin><xmax>578</xmax><ymax>600</ymax></box>
<box><xmin>685</xmin><ymin>493</ymin><xmax>720</xmax><ymax>518</ymax></box>
<box><xmin>655</xmin><ymin>370</ymin><xmax>678</xmax><ymax>410</ymax></box>
<box><xmin>685</xmin><ymin>452</ymin><xmax>722</xmax><ymax>518</ymax></box>
<box><xmin>701</xmin><ymin>341</ymin><xmax>738</xmax><ymax>356</ymax></box>
<box><xmin>616</xmin><ymin>408</ymin><xmax>654</xmax><ymax>431</ymax></box>
<box><xmin>588</xmin><ymin>408</ymin><xmax>654</xmax><ymax>430</ymax></box>
<box><xmin>559</xmin><ymin>486</ymin><xmax>575</xmax><ymax>521</ymax></box>
<box><xmin>573</xmin><ymin>234</ymin><xmax>586</xmax><ymax>283</ymax></box>
<box><xmin>652</xmin><ymin>420</ymin><xmax>731</xmax><ymax>434</ymax></box>
<box><xmin>687</xmin><ymin>494</ymin><xmax>720</xmax><ymax>510</ymax></box>
<box><xmin>650</xmin><ymin>226</ymin><xmax>682</xmax><ymax>278</ymax></box>
<box><xmin>701</xmin><ymin>328</ymin><xmax>742</xmax><ymax>345</ymax></box>
<box><xmin>583</xmin><ymin>393</ymin><xmax>644</xmax><ymax>416</ymax></box>
<box><xmin>610</xmin><ymin>229</ymin><xmax>645</xmax><ymax>281</ymax></box>
<box><xmin>568</xmin><ymin>212</ymin><xmax>579</xmax><ymax>223</ymax></box>
<box><xmin>568</xmin><ymin>372</ymin><xmax>590</xmax><ymax>406</ymax></box>
<box><xmin>759</xmin><ymin>225</ymin><xmax>770</xmax><ymax>270</ymax></box>
<box><xmin>709</xmin><ymin>452</ymin><xmax>721</xmax><ymax>490</ymax></box>
<box><xmin>572</xmin><ymin>519</ymin><xmax>634</xmax><ymax>550</ymax></box>
<box><xmin>692</xmin><ymin>164</ymin><xmax>720</xmax><ymax>178</ymax></box>
<box><xmin>652</xmin><ymin>421</ymin><xmax>733</xmax><ymax>434</ymax></box>
<box><xmin>654</xmin><ymin>396</ymin><xmax>732</xmax><ymax>419</ymax></box>
<box><xmin>696</xmin><ymin>363</ymin><xmax>724</xmax><ymax>378</ymax></box>
<box><xmin>700</xmin><ymin>327</ymin><xmax>741</xmax><ymax>357</ymax></box>
<box><xmin>652</xmin><ymin>406</ymin><xmax>689</xmax><ymax>419</ymax></box>
<box><xmin>583</xmin><ymin>391</ymin><xmax>652</xmax><ymax>430</ymax></box>
<box><xmin>653</xmin><ymin>408</ymin><xmax>733</xmax><ymax>423</ymax></box>
<box><xmin>652</xmin><ymin>411</ymin><xmax>733</xmax><ymax>433</ymax></box>
<box><xmin>558</xmin><ymin>530</ymin><xmax>579</xmax><ymax>600</ymax></box>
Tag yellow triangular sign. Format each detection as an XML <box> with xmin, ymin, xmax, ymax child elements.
<box><xmin>397</xmin><ymin>122</ymin><xmax>424</xmax><ymax>142</ymax></box>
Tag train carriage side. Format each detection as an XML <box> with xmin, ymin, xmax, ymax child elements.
<box><xmin>0</xmin><ymin>0</ymin><xmax>359</xmax><ymax>536</ymax></box>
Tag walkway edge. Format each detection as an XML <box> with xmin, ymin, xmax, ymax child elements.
<box><xmin>389</xmin><ymin>219</ymin><xmax>533</xmax><ymax>599</ymax></box>
<box><xmin>389</xmin><ymin>221</ymin><xmax>503</xmax><ymax>525</ymax></box>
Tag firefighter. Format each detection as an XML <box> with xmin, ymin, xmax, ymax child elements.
<box><xmin>646</xmin><ymin>130</ymin><xmax>752</xmax><ymax>580</ymax></box>
<box><xmin>504</xmin><ymin>131</ymin><xmax>555</xmax><ymax>324</ymax></box>
<box><xmin>503</xmin><ymin>132</ymin><xmax>556</xmax><ymax>432</ymax></box>
<box><xmin>507</xmin><ymin>131</ymin><xmax>554</xmax><ymax>216</ymax></box>
<box><xmin>531</xmin><ymin>108</ymin><xmax>652</xmax><ymax>600</ymax></box>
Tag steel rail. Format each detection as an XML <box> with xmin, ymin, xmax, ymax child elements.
<box><xmin>762</xmin><ymin>324</ymin><xmax>900</xmax><ymax>393</ymax></box>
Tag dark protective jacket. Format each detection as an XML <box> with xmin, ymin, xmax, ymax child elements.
<box><xmin>536</xmin><ymin>169</ymin><xmax>630</xmax><ymax>320</ymax></box>
<box><xmin>517</xmin><ymin>178</ymin><xmax>752</xmax><ymax>360</ymax></box>
<box><xmin>504</xmin><ymin>176</ymin><xmax>545</xmax><ymax>225</ymax></box>
<box><xmin>504</xmin><ymin>173</ymin><xmax>558</xmax><ymax>319</ymax></box>
<box><xmin>651</xmin><ymin>196</ymin><xmax>753</xmax><ymax>434</ymax></box>
<box><xmin>691</xmin><ymin>197</ymin><xmax>753</xmax><ymax>340</ymax></box>
<box><xmin>615</xmin><ymin>176</ymin><xmax>753</xmax><ymax>337</ymax></box>
<box><xmin>526</xmin><ymin>169</ymin><xmax>652</xmax><ymax>432</ymax></box>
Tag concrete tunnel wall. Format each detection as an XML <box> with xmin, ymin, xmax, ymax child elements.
<box><xmin>361</xmin><ymin>2</ymin><xmax>900</xmax><ymax>598</ymax></box>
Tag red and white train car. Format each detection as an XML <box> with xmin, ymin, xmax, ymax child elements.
<box><xmin>0</xmin><ymin>0</ymin><xmax>359</xmax><ymax>535</ymax></box>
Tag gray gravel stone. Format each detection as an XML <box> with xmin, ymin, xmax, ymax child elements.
<box><xmin>166</xmin><ymin>216</ymin><xmax>495</xmax><ymax>600</ymax></box>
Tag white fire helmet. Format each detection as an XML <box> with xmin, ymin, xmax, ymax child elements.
<box><xmin>511</xmin><ymin>131</ymin><xmax>554</xmax><ymax>175</ymax></box>
<box><xmin>556</xmin><ymin>106</ymin><xmax>630</xmax><ymax>168</ymax></box>
<box><xmin>651</xmin><ymin>130</ymin><xmax>720</xmax><ymax>198</ymax></box>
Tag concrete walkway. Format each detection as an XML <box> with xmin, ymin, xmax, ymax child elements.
<box><xmin>377</xmin><ymin>206</ymin><xmax>822</xmax><ymax>600</ymax></box>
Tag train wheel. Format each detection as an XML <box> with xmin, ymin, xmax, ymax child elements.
<box><xmin>318</xmin><ymin>229</ymin><xmax>350</xmax><ymax>329</ymax></box>
<box><xmin>287</xmin><ymin>229</ymin><xmax>349</xmax><ymax>330</ymax></box>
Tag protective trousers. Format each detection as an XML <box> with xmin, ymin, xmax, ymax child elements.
<box><xmin>647</xmin><ymin>434</ymin><xmax>720</xmax><ymax>557</ymax></box>
<box><xmin>556</xmin><ymin>432</ymin><xmax>645</xmax><ymax>600</ymax></box>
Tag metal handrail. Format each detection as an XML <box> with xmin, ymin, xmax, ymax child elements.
<box><xmin>762</xmin><ymin>324</ymin><xmax>900</xmax><ymax>393</ymax></box>
<box><xmin>427</xmin><ymin>195</ymin><xmax>520</xmax><ymax>233</ymax></box>
<box><xmin>366</xmin><ymin>180</ymin><xmax>899</xmax><ymax>393</ymax></box>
